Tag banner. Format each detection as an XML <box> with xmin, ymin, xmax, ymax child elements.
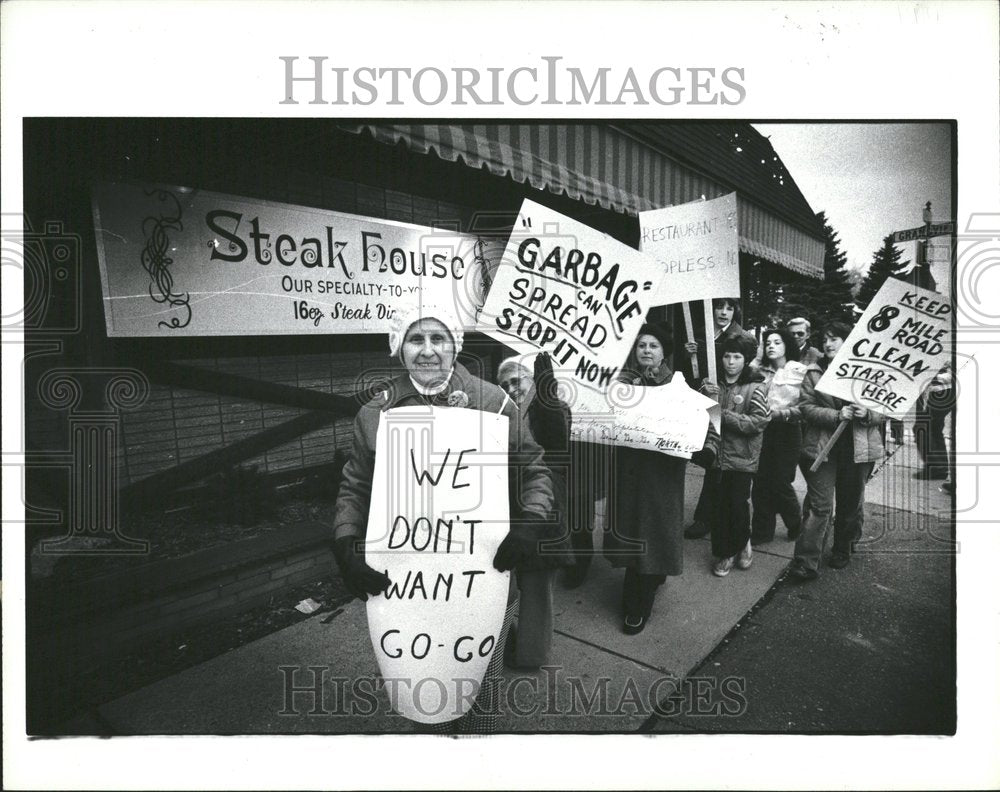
<box><xmin>639</xmin><ymin>192</ymin><xmax>740</xmax><ymax>305</ymax></box>
<box><xmin>478</xmin><ymin>199</ymin><xmax>666</xmax><ymax>393</ymax></box>
<box><xmin>91</xmin><ymin>181</ymin><xmax>497</xmax><ymax>336</ymax></box>
<box><xmin>816</xmin><ymin>278</ymin><xmax>952</xmax><ymax>416</ymax></box>
<box><xmin>569</xmin><ymin>373</ymin><xmax>714</xmax><ymax>458</ymax></box>
<box><xmin>364</xmin><ymin>406</ymin><xmax>510</xmax><ymax>724</ymax></box>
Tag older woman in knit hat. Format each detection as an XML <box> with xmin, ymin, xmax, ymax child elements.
<box><xmin>332</xmin><ymin>300</ymin><xmax>555</xmax><ymax>731</ymax></box>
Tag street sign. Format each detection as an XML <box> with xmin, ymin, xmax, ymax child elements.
<box><xmin>892</xmin><ymin>221</ymin><xmax>955</xmax><ymax>244</ymax></box>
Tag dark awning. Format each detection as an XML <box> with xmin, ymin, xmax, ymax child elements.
<box><xmin>340</xmin><ymin>122</ymin><xmax>826</xmax><ymax>279</ymax></box>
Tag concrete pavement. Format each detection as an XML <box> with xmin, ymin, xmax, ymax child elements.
<box><xmin>77</xmin><ymin>428</ymin><xmax>954</xmax><ymax>735</ymax></box>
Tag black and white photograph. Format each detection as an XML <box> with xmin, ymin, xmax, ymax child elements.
<box><xmin>3</xmin><ymin>3</ymin><xmax>998</xmax><ymax>790</ymax></box>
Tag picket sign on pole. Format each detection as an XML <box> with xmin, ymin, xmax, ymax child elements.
<box><xmin>702</xmin><ymin>299</ymin><xmax>718</xmax><ymax>384</ymax></box>
<box><xmin>681</xmin><ymin>302</ymin><xmax>700</xmax><ymax>380</ymax></box>
<box><xmin>809</xmin><ymin>419</ymin><xmax>849</xmax><ymax>472</ymax></box>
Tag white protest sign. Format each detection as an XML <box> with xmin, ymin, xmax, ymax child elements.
<box><xmin>639</xmin><ymin>192</ymin><xmax>740</xmax><ymax>305</ymax></box>
<box><xmin>816</xmin><ymin>278</ymin><xmax>952</xmax><ymax>416</ymax></box>
<box><xmin>569</xmin><ymin>373</ymin><xmax>714</xmax><ymax>459</ymax></box>
<box><xmin>478</xmin><ymin>199</ymin><xmax>665</xmax><ymax>393</ymax></box>
<box><xmin>91</xmin><ymin>181</ymin><xmax>494</xmax><ymax>336</ymax></box>
<box><xmin>364</xmin><ymin>406</ymin><xmax>510</xmax><ymax>725</ymax></box>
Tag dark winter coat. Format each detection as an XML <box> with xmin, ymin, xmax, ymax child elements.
<box><xmin>333</xmin><ymin>362</ymin><xmax>556</xmax><ymax>547</ymax></box>
<box><xmin>603</xmin><ymin>362</ymin><xmax>717</xmax><ymax>577</ymax></box>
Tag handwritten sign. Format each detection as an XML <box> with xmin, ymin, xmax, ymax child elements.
<box><xmin>639</xmin><ymin>192</ymin><xmax>740</xmax><ymax>305</ymax></box>
<box><xmin>364</xmin><ymin>406</ymin><xmax>510</xmax><ymax>724</ymax></box>
<box><xmin>478</xmin><ymin>199</ymin><xmax>665</xmax><ymax>394</ymax></box>
<box><xmin>569</xmin><ymin>373</ymin><xmax>714</xmax><ymax>458</ymax></box>
<box><xmin>91</xmin><ymin>181</ymin><xmax>498</xmax><ymax>336</ymax></box>
<box><xmin>816</xmin><ymin>278</ymin><xmax>952</xmax><ymax>416</ymax></box>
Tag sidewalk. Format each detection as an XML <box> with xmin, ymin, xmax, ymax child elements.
<box><xmin>71</xmin><ymin>431</ymin><xmax>952</xmax><ymax>735</ymax></box>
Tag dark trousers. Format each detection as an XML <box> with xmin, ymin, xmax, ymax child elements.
<box><xmin>751</xmin><ymin>422</ymin><xmax>802</xmax><ymax>542</ymax></box>
<box><xmin>794</xmin><ymin>449</ymin><xmax>874</xmax><ymax>571</ymax></box>
<box><xmin>622</xmin><ymin>567</ymin><xmax>664</xmax><ymax>619</ymax></box>
<box><xmin>913</xmin><ymin>390</ymin><xmax>952</xmax><ymax>475</ymax></box>
<box><xmin>566</xmin><ymin>440</ymin><xmax>604</xmax><ymax>570</ymax></box>
<box><xmin>704</xmin><ymin>470</ymin><xmax>753</xmax><ymax>559</ymax></box>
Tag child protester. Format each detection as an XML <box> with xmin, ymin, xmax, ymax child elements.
<box><xmin>702</xmin><ymin>334</ymin><xmax>771</xmax><ymax>577</ymax></box>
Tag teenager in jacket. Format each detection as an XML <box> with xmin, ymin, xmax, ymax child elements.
<box><xmin>751</xmin><ymin>327</ymin><xmax>809</xmax><ymax>544</ymax></box>
<box><xmin>788</xmin><ymin>321</ymin><xmax>886</xmax><ymax>580</ymax></box>
<box><xmin>701</xmin><ymin>334</ymin><xmax>771</xmax><ymax>577</ymax></box>
<box><xmin>684</xmin><ymin>298</ymin><xmax>758</xmax><ymax>539</ymax></box>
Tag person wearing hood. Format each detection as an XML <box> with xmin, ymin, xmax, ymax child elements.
<box><xmin>331</xmin><ymin>301</ymin><xmax>555</xmax><ymax>731</ymax></box>
<box><xmin>604</xmin><ymin>322</ymin><xmax>719</xmax><ymax>635</ymax></box>
<box><xmin>495</xmin><ymin>352</ymin><xmax>574</xmax><ymax>669</ymax></box>
<box><xmin>701</xmin><ymin>334</ymin><xmax>771</xmax><ymax>577</ymax></box>
<box><xmin>788</xmin><ymin>321</ymin><xmax>886</xmax><ymax>581</ymax></box>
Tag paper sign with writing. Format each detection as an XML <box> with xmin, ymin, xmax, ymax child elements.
<box><xmin>364</xmin><ymin>406</ymin><xmax>510</xmax><ymax>724</ymax></box>
<box><xmin>569</xmin><ymin>373</ymin><xmax>714</xmax><ymax>458</ymax></box>
<box><xmin>639</xmin><ymin>192</ymin><xmax>740</xmax><ymax>305</ymax></box>
<box><xmin>816</xmin><ymin>278</ymin><xmax>952</xmax><ymax>416</ymax></box>
<box><xmin>91</xmin><ymin>181</ymin><xmax>497</xmax><ymax>336</ymax></box>
<box><xmin>478</xmin><ymin>199</ymin><xmax>666</xmax><ymax>394</ymax></box>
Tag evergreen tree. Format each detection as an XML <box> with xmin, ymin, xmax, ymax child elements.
<box><xmin>774</xmin><ymin>211</ymin><xmax>856</xmax><ymax>342</ymax></box>
<box><xmin>856</xmin><ymin>235</ymin><xmax>910</xmax><ymax>311</ymax></box>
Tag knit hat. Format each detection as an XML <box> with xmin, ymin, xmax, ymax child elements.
<box><xmin>633</xmin><ymin>321</ymin><xmax>674</xmax><ymax>357</ymax></box>
<box><xmin>387</xmin><ymin>299</ymin><xmax>465</xmax><ymax>358</ymax></box>
<box><xmin>497</xmin><ymin>353</ymin><xmax>536</xmax><ymax>382</ymax></box>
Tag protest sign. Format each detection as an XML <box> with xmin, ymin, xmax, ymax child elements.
<box><xmin>364</xmin><ymin>406</ymin><xmax>510</xmax><ymax>724</ymax></box>
<box><xmin>816</xmin><ymin>278</ymin><xmax>952</xmax><ymax>416</ymax></box>
<box><xmin>569</xmin><ymin>373</ymin><xmax>714</xmax><ymax>458</ymax></box>
<box><xmin>639</xmin><ymin>192</ymin><xmax>740</xmax><ymax>305</ymax></box>
<box><xmin>91</xmin><ymin>181</ymin><xmax>495</xmax><ymax>336</ymax></box>
<box><xmin>639</xmin><ymin>193</ymin><xmax>740</xmax><ymax>384</ymax></box>
<box><xmin>478</xmin><ymin>199</ymin><xmax>665</xmax><ymax>393</ymax></box>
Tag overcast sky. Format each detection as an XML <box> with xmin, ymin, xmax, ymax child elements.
<box><xmin>753</xmin><ymin>123</ymin><xmax>953</xmax><ymax>278</ymax></box>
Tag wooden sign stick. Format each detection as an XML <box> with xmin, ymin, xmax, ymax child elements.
<box><xmin>809</xmin><ymin>419</ymin><xmax>849</xmax><ymax>472</ymax></box>
<box><xmin>682</xmin><ymin>302</ymin><xmax>700</xmax><ymax>380</ymax></box>
<box><xmin>702</xmin><ymin>298</ymin><xmax>717</xmax><ymax>384</ymax></box>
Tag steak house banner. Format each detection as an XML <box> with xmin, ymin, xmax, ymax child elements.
<box><xmin>91</xmin><ymin>182</ymin><xmax>495</xmax><ymax>336</ymax></box>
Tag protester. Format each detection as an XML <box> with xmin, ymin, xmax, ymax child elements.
<box><xmin>496</xmin><ymin>352</ymin><xmax>574</xmax><ymax>668</ymax></box>
<box><xmin>912</xmin><ymin>363</ymin><xmax>953</xmax><ymax>481</ymax></box>
<box><xmin>699</xmin><ymin>335</ymin><xmax>771</xmax><ymax>576</ymax></box>
<box><xmin>785</xmin><ymin>317</ymin><xmax>822</xmax><ymax>366</ymax></box>
<box><xmin>684</xmin><ymin>298</ymin><xmax>757</xmax><ymax>539</ymax></box>
<box><xmin>751</xmin><ymin>327</ymin><xmax>808</xmax><ymax>544</ymax></box>
<box><xmin>605</xmin><ymin>322</ymin><xmax>718</xmax><ymax>634</ymax></box>
<box><xmin>331</xmin><ymin>303</ymin><xmax>555</xmax><ymax>732</ymax></box>
<box><xmin>788</xmin><ymin>321</ymin><xmax>886</xmax><ymax>580</ymax></box>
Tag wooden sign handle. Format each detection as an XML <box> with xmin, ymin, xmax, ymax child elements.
<box><xmin>809</xmin><ymin>419</ymin><xmax>849</xmax><ymax>472</ymax></box>
<box><xmin>702</xmin><ymin>298</ymin><xmax>717</xmax><ymax>384</ymax></box>
<box><xmin>681</xmin><ymin>302</ymin><xmax>700</xmax><ymax>380</ymax></box>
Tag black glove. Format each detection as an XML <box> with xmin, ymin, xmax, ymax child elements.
<box><xmin>492</xmin><ymin>518</ymin><xmax>541</xmax><ymax>572</ymax></box>
<box><xmin>332</xmin><ymin>536</ymin><xmax>391</xmax><ymax>601</ymax></box>
<box><xmin>690</xmin><ymin>446</ymin><xmax>716</xmax><ymax>470</ymax></box>
<box><xmin>533</xmin><ymin>352</ymin><xmax>560</xmax><ymax>409</ymax></box>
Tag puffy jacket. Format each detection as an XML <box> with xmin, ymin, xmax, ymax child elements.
<box><xmin>715</xmin><ymin>368</ymin><xmax>771</xmax><ymax>473</ymax></box>
<box><xmin>333</xmin><ymin>362</ymin><xmax>554</xmax><ymax>542</ymax></box>
<box><xmin>758</xmin><ymin>360</ymin><xmax>809</xmax><ymax>423</ymax></box>
<box><xmin>799</xmin><ymin>360</ymin><xmax>886</xmax><ymax>464</ymax></box>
